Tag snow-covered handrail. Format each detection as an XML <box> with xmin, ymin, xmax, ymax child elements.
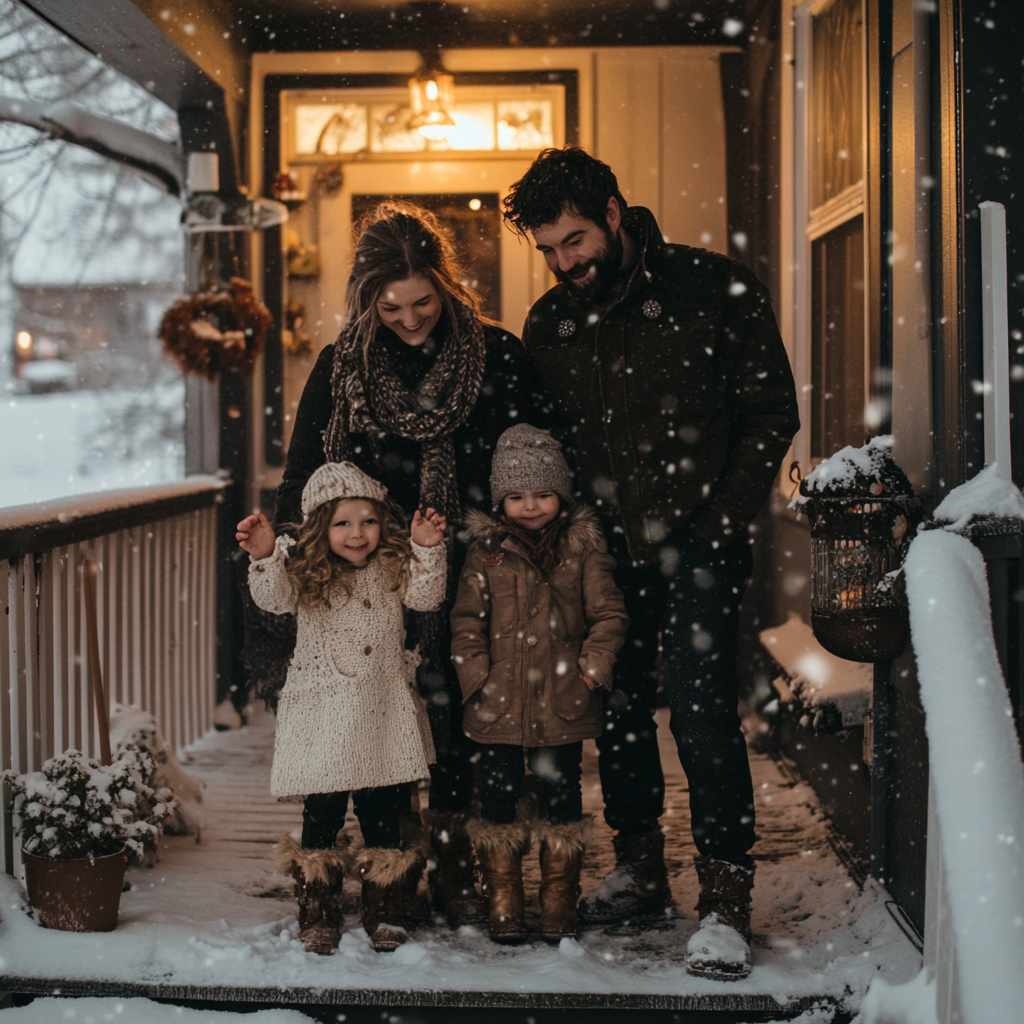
<box><xmin>904</xmin><ymin>529</ymin><xmax>1024</xmax><ymax>1023</ymax></box>
<box><xmin>0</xmin><ymin>475</ymin><xmax>227</xmax><ymax>560</ymax></box>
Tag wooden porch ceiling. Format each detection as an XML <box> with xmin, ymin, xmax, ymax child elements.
<box><xmin>160</xmin><ymin>0</ymin><xmax>762</xmax><ymax>53</ymax></box>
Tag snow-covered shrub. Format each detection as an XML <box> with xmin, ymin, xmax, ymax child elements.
<box><xmin>3</xmin><ymin>745</ymin><xmax>172</xmax><ymax>860</ymax></box>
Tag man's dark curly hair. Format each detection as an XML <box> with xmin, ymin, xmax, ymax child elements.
<box><xmin>502</xmin><ymin>145</ymin><xmax>627</xmax><ymax>237</ymax></box>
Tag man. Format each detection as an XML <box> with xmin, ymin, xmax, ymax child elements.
<box><xmin>503</xmin><ymin>146</ymin><xmax>799</xmax><ymax>979</ymax></box>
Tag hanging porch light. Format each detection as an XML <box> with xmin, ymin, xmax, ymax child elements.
<box><xmin>795</xmin><ymin>437</ymin><xmax>918</xmax><ymax>662</ymax></box>
<box><xmin>408</xmin><ymin>52</ymin><xmax>456</xmax><ymax>141</ymax></box>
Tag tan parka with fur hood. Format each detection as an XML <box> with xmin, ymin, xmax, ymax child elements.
<box><xmin>450</xmin><ymin>504</ymin><xmax>629</xmax><ymax>747</ymax></box>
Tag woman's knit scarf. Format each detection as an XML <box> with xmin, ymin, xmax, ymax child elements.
<box><xmin>322</xmin><ymin>304</ymin><xmax>486</xmax><ymax>754</ymax></box>
<box><xmin>323</xmin><ymin>304</ymin><xmax>485</xmax><ymax>524</ymax></box>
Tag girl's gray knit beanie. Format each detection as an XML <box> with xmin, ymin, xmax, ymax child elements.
<box><xmin>490</xmin><ymin>424</ymin><xmax>573</xmax><ymax>506</ymax></box>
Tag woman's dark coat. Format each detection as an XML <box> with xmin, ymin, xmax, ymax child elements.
<box><xmin>276</xmin><ymin>325</ymin><xmax>558</xmax><ymax>528</ymax></box>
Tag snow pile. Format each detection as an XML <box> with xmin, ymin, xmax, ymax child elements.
<box><xmin>791</xmin><ymin>436</ymin><xmax>895</xmax><ymax>506</ymax></box>
<box><xmin>931</xmin><ymin>463</ymin><xmax>1024</xmax><ymax>533</ymax></box>
<box><xmin>851</xmin><ymin>967</ymin><xmax>938</xmax><ymax>1024</ymax></box>
<box><xmin>0</xmin><ymin>997</ymin><xmax>313</xmax><ymax>1023</ymax></box>
<box><xmin>904</xmin><ymin>529</ymin><xmax>1024</xmax><ymax>1022</ymax></box>
<box><xmin>760</xmin><ymin>613</ymin><xmax>873</xmax><ymax>729</ymax></box>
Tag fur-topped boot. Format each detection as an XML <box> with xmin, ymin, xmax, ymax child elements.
<box><xmin>422</xmin><ymin>808</ymin><xmax>487</xmax><ymax>927</ymax></box>
<box><xmin>274</xmin><ymin>835</ymin><xmax>350</xmax><ymax>955</ymax></box>
<box><xmin>466</xmin><ymin>818</ymin><xmax>531</xmax><ymax>944</ymax></box>
<box><xmin>356</xmin><ymin>846</ymin><xmax>424</xmax><ymax>952</ymax></box>
<box><xmin>535</xmin><ymin>817</ymin><xmax>592</xmax><ymax>942</ymax></box>
<box><xmin>686</xmin><ymin>856</ymin><xmax>755</xmax><ymax>980</ymax></box>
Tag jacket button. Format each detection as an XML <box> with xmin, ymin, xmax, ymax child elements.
<box><xmin>526</xmin><ymin>635</ymin><xmax>538</xmax><ymax>646</ymax></box>
<box><xmin>530</xmin><ymin>606</ymin><xmax>539</xmax><ymax>617</ymax></box>
<box><xmin>364</xmin><ymin>598</ymin><xmax>371</xmax><ymax>608</ymax></box>
<box><xmin>364</xmin><ymin>645</ymin><xmax>373</xmax><ymax>655</ymax></box>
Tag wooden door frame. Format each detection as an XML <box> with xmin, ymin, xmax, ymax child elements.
<box><xmin>260</xmin><ymin>70</ymin><xmax>579</xmax><ymax>467</ymax></box>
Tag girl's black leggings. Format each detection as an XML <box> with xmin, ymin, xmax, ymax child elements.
<box><xmin>478</xmin><ymin>742</ymin><xmax>584</xmax><ymax>825</ymax></box>
<box><xmin>301</xmin><ymin>784</ymin><xmax>405</xmax><ymax>850</ymax></box>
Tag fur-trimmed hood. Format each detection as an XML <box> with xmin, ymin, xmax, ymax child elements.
<box><xmin>460</xmin><ymin>503</ymin><xmax>605</xmax><ymax>556</ymax></box>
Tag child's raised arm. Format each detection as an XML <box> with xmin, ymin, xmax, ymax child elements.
<box><xmin>403</xmin><ymin>512</ymin><xmax>448</xmax><ymax>612</ymax></box>
<box><xmin>410</xmin><ymin>507</ymin><xmax>447</xmax><ymax>547</ymax></box>
<box><xmin>236</xmin><ymin>513</ymin><xmax>276</xmax><ymax>560</ymax></box>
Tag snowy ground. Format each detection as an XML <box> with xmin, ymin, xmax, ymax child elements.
<box><xmin>0</xmin><ymin>384</ymin><xmax>184</xmax><ymax>509</ymax></box>
<box><xmin>0</xmin><ymin>708</ymin><xmax>921</xmax><ymax>1016</ymax></box>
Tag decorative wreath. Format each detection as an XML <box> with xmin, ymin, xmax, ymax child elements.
<box><xmin>159</xmin><ymin>278</ymin><xmax>273</xmax><ymax>380</ymax></box>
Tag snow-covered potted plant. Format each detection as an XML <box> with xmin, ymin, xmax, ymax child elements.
<box><xmin>3</xmin><ymin>745</ymin><xmax>171</xmax><ymax>932</ymax></box>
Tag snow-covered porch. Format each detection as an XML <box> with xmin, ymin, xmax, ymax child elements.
<box><xmin>0</xmin><ymin>705</ymin><xmax>920</xmax><ymax>1017</ymax></box>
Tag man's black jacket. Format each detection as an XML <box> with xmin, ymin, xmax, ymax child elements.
<box><xmin>522</xmin><ymin>206</ymin><xmax>800</xmax><ymax>565</ymax></box>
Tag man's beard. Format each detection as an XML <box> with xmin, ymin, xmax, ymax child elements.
<box><xmin>554</xmin><ymin>228</ymin><xmax>624</xmax><ymax>305</ymax></box>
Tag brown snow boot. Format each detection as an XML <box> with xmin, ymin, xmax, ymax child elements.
<box><xmin>423</xmin><ymin>809</ymin><xmax>487</xmax><ymax>927</ymax></box>
<box><xmin>274</xmin><ymin>835</ymin><xmax>349</xmax><ymax>955</ymax></box>
<box><xmin>578</xmin><ymin>827</ymin><xmax>672</xmax><ymax>925</ymax></box>
<box><xmin>536</xmin><ymin>817</ymin><xmax>591</xmax><ymax>942</ymax></box>
<box><xmin>686</xmin><ymin>855</ymin><xmax>755</xmax><ymax>980</ymax></box>
<box><xmin>467</xmin><ymin>818</ymin><xmax>530</xmax><ymax>944</ymax></box>
<box><xmin>357</xmin><ymin>846</ymin><xmax>423</xmax><ymax>952</ymax></box>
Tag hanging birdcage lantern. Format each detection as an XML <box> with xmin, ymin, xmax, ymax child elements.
<box><xmin>795</xmin><ymin>438</ymin><xmax>917</xmax><ymax>662</ymax></box>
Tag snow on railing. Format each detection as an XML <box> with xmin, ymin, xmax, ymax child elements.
<box><xmin>904</xmin><ymin>528</ymin><xmax>1024</xmax><ymax>1024</ymax></box>
<box><xmin>0</xmin><ymin>478</ymin><xmax>224</xmax><ymax>877</ymax></box>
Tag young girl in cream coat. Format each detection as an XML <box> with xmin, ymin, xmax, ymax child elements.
<box><xmin>237</xmin><ymin>461</ymin><xmax>445</xmax><ymax>955</ymax></box>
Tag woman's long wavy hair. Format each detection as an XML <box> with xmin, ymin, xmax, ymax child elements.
<box><xmin>283</xmin><ymin>496</ymin><xmax>411</xmax><ymax>608</ymax></box>
<box><xmin>344</xmin><ymin>200</ymin><xmax>498</xmax><ymax>368</ymax></box>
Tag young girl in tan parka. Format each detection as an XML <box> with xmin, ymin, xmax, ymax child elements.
<box><xmin>450</xmin><ymin>424</ymin><xmax>629</xmax><ymax>943</ymax></box>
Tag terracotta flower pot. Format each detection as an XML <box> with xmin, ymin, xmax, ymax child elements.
<box><xmin>22</xmin><ymin>846</ymin><xmax>128</xmax><ymax>932</ymax></box>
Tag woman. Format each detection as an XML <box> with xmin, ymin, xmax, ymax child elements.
<box><xmin>275</xmin><ymin>200</ymin><xmax>559</xmax><ymax>928</ymax></box>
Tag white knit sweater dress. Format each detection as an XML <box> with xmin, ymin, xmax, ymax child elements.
<box><xmin>249</xmin><ymin>536</ymin><xmax>442</xmax><ymax>800</ymax></box>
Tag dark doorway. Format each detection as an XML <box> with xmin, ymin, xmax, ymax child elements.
<box><xmin>351</xmin><ymin>193</ymin><xmax>502</xmax><ymax>322</ymax></box>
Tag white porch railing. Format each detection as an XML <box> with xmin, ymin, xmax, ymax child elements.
<box><xmin>0</xmin><ymin>477</ymin><xmax>225</xmax><ymax>877</ymax></box>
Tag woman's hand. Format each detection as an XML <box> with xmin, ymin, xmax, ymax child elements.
<box><xmin>411</xmin><ymin>507</ymin><xmax>447</xmax><ymax>548</ymax></box>
<box><xmin>580</xmin><ymin>669</ymin><xmax>601</xmax><ymax>691</ymax></box>
<box><xmin>236</xmin><ymin>513</ymin><xmax>276</xmax><ymax>560</ymax></box>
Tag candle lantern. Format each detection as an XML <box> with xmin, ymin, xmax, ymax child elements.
<box><xmin>796</xmin><ymin>439</ymin><xmax>917</xmax><ymax>662</ymax></box>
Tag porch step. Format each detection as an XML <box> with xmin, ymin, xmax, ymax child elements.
<box><xmin>0</xmin><ymin>708</ymin><xmax>917</xmax><ymax>1018</ymax></box>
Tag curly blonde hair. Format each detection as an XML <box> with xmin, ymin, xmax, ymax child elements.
<box><xmin>283</xmin><ymin>496</ymin><xmax>411</xmax><ymax>608</ymax></box>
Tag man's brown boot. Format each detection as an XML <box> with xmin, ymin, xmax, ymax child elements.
<box><xmin>357</xmin><ymin>846</ymin><xmax>423</xmax><ymax>952</ymax></box>
<box><xmin>423</xmin><ymin>809</ymin><xmax>487</xmax><ymax>927</ymax></box>
<box><xmin>578</xmin><ymin>827</ymin><xmax>672</xmax><ymax>925</ymax></box>
<box><xmin>274</xmin><ymin>835</ymin><xmax>349</xmax><ymax>955</ymax></box>
<box><xmin>686</xmin><ymin>855</ymin><xmax>755</xmax><ymax>980</ymax></box>
<box><xmin>536</xmin><ymin>818</ymin><xmax>591</xmax><ymax>942</ymax></box>
<box><xmin>466</xmin><ymin>818</ymin><xmax>530</xmax><ymax>944</ymax></box>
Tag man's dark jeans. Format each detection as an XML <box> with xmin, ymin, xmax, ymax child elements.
<box><xmin>598</xmin><ymin>523</ymin><xmax>757</xmax><ymax>870</ymax></box>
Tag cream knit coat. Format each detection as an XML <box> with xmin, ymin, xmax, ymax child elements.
<box><xmin>249</xmin><ymin>536</ymin><xmax>442</xmax><ymax>800</ymax></box>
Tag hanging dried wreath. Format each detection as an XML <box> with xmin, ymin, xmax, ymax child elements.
<box><xmin>158</xmin><ymin>278</ymin><xmax>273</xmax><ymax>380</ymax></box>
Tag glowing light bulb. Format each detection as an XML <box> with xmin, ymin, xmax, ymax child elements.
<box><xmin>16</xmin><ymin>331</ymin><xmax>32</xmax><ymax>353</ymax></box>
<box><xmin>468</xmin><ymin>198</ymin><xmax>482</xmax><ymax>211</ymax></box>
<box><xmin>425</xmin><ymin>80</ymin><xmax>439</xmax><ymax>101</ymax></box>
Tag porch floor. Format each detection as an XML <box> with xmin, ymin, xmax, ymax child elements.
<box><xmin>0</xmin><ymin>708</ymin><xmax>920</xmax><ymax>1016</ymax></box>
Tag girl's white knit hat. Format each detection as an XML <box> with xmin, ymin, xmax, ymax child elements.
<box><xmin>301</xmin><ymin>461</ymin><xmax>389</xmax><ymax>517</ymax></box>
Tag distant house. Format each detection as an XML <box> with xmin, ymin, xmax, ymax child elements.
<box><xmin>8</xmin><ymin>159</ymin><xmax>183</xmax><ymax>391</ymax></box>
